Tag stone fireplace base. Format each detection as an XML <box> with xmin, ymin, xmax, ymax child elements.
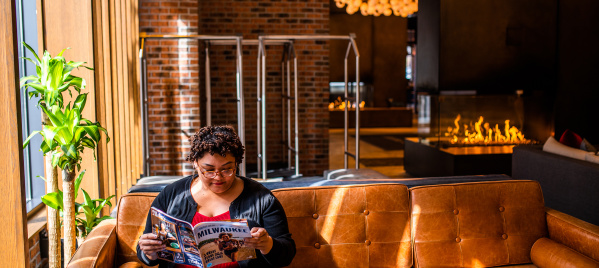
<box><xmin>404</xmin><ymin>137</ymin><xmax>513</xmax><ymax>177</ymax></box>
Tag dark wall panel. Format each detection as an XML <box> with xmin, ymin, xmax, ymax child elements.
<box><xmin>330</xmin><ymin>14</ymin><xmax>373</xmax><ymax>85</ymax></box>
<box><xmin>416</xmin><ymin>0</ymin><xmax>440</xmax><ymax>92</ymax></box>
<box><xmin>373</xmin><ymin>16</ymin><xmax>408</xmax><ymax>106</ymax></box>
<box><xmin>439</xmin><ymin>0</ymin><xmax>557</xmax><ymax>93</ymax></box>
<box><xmin>555</xmin><ymin>0</ymin><xmax>599</xmax><ymax>143</ymax></box>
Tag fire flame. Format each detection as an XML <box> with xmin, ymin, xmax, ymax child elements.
<box><xmin>445</xmin><ymin>115</ymin><xmax>532</xmax><ymax>145</ymax></box>
<box><xmin>329</xmin><ymin>96</ymin><xmax>365</xmax><ymax>110</ymax></box>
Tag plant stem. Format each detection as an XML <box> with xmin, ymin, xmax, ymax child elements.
<box><xmin>43</xmin><ymin>110</ymin><xmax>61</xmax><ymax>268</ymax></box>
<box><xmin>62</xmin><ymin>169</ymin><xmax>76</xmax><ymax>266</ymax></box>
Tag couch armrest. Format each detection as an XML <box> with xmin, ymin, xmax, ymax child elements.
<box><xmin>546</xmin><ymin>208</ymin><xmax>599</xmax><ymax>262</ymax></box>
<box><xmin>67</xmin><ymin>219</ymin><xmax>117</xmax><ymax>268</ymax></box>
<box><xmin>531</xmin><ymin>238</ymin><xmax>599</xmax><ymax>268</ymax></box>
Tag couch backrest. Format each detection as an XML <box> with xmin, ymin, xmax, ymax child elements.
<box><xmin>115</xmin><ymin>192</ymin><xmax>158</xmax><ymax>267</ymax></box>
<box><xmin>409</xmin><ymin>180</ymin><xmax>547</xmax><ymax>267</ymax></box>
<box><xmin>272</xmin><ymin>183</ymin><xmax>412</xmax><ymax>268</ymax></box>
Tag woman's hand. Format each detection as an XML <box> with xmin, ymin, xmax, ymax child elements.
<box><xmin>244</xmin><ymin>227</ymin><xmax>274</xmax><ymax>255</ymax></box>
<box><xmin>138</xmin><ymin>233</ymin><xmax>166</xmax><ymax>260</ymax></box>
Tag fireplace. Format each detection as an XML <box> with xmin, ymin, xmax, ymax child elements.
<box><xmin>405</xmin><ymin>92</ymin><xmax>540</xmax><ymax>177</ymax></box>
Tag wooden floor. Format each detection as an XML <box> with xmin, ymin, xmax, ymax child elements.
<box><xmin>328</xmin><ymin>126</ymin><xmax>429</xmax><ymax>178</ymax></box>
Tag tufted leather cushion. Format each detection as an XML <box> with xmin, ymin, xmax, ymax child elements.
<box><xmin>272</xmin><ymin>183</ymin><xmax>412</xmax><ymax>268</ymax></box>
<box><xmin>115</xmin><ymin>192</ymin><xmax>158</xmax><ymax>267</ymax></box>
<box><xmin>410</xmin><ymin>180</ymin><xmax>547</xmax><ymax>267</ymax></box>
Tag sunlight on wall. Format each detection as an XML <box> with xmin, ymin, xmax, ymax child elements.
<box><xmin>177</xmin><ymin>19</ymin><xmax>192</xmax><ymax>173</ymax></box>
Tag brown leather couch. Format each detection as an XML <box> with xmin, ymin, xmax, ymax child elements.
<box><xmin>68</xmin><ymin>181</ymin><xmax>599</xmax><ymax>267</ymax></box>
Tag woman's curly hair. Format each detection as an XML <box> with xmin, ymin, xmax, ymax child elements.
<box><xmin>186</xmin><ymin>125</ymin><xmax>245</xmax><ymax>165</ymax></box>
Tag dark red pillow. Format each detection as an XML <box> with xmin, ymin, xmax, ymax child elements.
<box><xmin>559</xmin><ymin>129</ymin><xmax>583</xmax><ymax>148</ymax></box>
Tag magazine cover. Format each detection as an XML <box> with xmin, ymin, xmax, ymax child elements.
<box><xmin>151</xmin><ymin>208</ymin><xmax>204</xmax><ymax>267</ymax></box>
<box><xmin>193</xmin><ymin>221</ymin><xmax>256</xmax><ymax>267</ymax></box>
<box><xmin>150</xmin><ymin>207</ymin><xmax>256</xmax><ymax>267</ymax></box>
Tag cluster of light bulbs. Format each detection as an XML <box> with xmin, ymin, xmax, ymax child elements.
<box><xmin>335</xmin><ymin>0</ymin><xmax>418</xmax><ymax>17</ymax></box>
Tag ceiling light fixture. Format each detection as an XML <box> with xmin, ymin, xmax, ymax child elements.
<box><xmin>335</xmin><ymin>0</ymin><xmax>418</xmax><ymax>17</ymax></box>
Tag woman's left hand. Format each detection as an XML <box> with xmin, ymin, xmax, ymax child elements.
<box><xmin>244</xmin><ymin>227</ymin><xmax>273</xmax><ymax>255</ymax></box>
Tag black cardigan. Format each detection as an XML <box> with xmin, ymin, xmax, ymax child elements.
<box><xmin>136</xmin><ymin>175</ymin><xmax>296</xmax><ymax>268</ymax></box>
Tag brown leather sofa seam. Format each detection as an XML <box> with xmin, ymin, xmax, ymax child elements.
<box><xmin>409</xmin><ymin>179</ymin><xmax>536</xmax><ymax>190</ymax></box>
<box><xmin>271</xmin><ymin>183</ymin><xmax>406</xmax><ymax>192</ymax></box>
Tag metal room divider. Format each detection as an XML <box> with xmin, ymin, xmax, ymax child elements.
<box><xmin>257</xmin><ymin>34</ymin><xmax>361</xmax><ymax>180</ymax></box>
<box><xmin>139</xmin><ymin>33</ymin><xmax>246</xmax><ymax>177</ymax></box>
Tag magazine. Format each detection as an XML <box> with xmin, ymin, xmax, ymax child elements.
<box><xmin>150</xmin><ymin>207</ymin><xmax>256</xmax><ymax>267</ymax></box>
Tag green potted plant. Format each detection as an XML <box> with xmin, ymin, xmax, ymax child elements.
<box><xmin>41</xmin><ymin>170</ymin><xmax>116</xmax><ymax>241</ymax></box>
<box><xmin>20</xmin><ymin>42</ymin><xmax>109</xmax><ymax>267</ymax></box>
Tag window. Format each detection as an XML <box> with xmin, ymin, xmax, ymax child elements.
<box><xmin>15</xmin><ymin>0</ymin><xmax>45</xmax><ymax>213</ymax></box>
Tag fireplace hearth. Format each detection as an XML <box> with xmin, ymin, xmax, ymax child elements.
<box><xmin>404</xmin><ymin>137</ymin><xmax>513</xmax><ymax>177</ymax></box>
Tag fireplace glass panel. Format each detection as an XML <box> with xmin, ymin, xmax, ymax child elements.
<box><xmin>419</xmin><ymin>93</ymin><xmax>535</xmax><ymax>146</ymax></box>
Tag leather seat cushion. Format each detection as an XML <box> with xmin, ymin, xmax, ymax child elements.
<box><xmin>115</xmin><ymin>192</ymin><xmax>158</xmax><ymax>267</ymax></box>
<box><xmin>273</xmin><ymin>183</ymin><xmax>412</xmax><ymax>268</ymax></box>
<box><xmin>410</xmin><ymin>180</ymin><xmax>547</xmax><ymax>267</ymax></box>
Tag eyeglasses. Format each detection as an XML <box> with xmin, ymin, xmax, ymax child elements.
<box><xmin>199</xmin><ymin>168</ymin><xmax>236</xmax><ymax>179</ymax></box>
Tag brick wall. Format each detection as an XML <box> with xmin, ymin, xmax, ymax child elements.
<box><xmin>140</xmin><ymin>0</ymin><xmax>330</xmax><ymax>176</ymax></box>
<box><xmin>29</xmin><ymin>231</ymin><xmax>42</xmax><ymax>268</ymax></box>
<box><xmin>140</xmin><ymin>0</ymin><xmax>200</xmax><ymax>175</ymax></box>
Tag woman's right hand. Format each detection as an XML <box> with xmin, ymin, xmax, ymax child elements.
<box><xmin>138</xmin><ymin>233</ymin><xmax>166</xmax><ymax>260</ymax></box>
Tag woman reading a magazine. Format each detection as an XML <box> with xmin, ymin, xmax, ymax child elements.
<box><xmin>137</xmin><ymin>125</ymin><xmax>296</xmax><ymax>268</ymax></box>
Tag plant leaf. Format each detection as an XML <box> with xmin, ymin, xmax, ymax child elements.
<box><xmin>51</xmin><ymin>151</ymin><xmax>61</xmax><ymax>167</ymax></box>
<box><xmin>23</xmin><ymin>131</ymin><xmax>40</xmax><ymax>149</ymax></box>
<box><xmin>40</xmin><ymin>140</ymin><xmax>51</xmax><ymax>154</ymax></box>
<box><xmin>64</xmin><ymin>61</ymin><xmax>86</xmax><ymax>72</ymax></box>
<box><xmin>96</xmin><ymin>215</ymin><xmax>114</xmax><ymax>223</ymax></box>
<box><xmin>80</xmin><ymin>137</ymin><xmax>96</xmax><ymax>149</ymax></box>
<box><xmin>51</xmin><ymin>104</ymin><xmax>66</xmax><ymax>123</ymax></box>
<box><xmin>58</xmin><ymin>157</ymin><xmax>70</xmax><ymax>170</ymax></box>
<box><xmin>41</xmin><ymin>126</ymin><xmax>58</xmax><ymax>149</ymax></box>
<box><xmin>57</xmin><ymin>47</ymin><xmax>70</xmax><ymax>57</ymax></box>
<box><xmin>98</xmin><ymin>125</ymin><xmax>110</xmax><ymax>143</ymax></box>
<box><xmin>23</xmin><ymin>82</ymin><xmax>46</xmax><ymax>92</ymax></box>
<box><xmin>81</xmin><ymin>206</ymin><xmax>95</xmax><ymax>227</ymax></box>
<box><xmin>74</xmin><ymin>169</ymin><xmax>86</xmax><ymax>200</ymax></box>
<box><xmin>41</xmin><ymin>191</ymin><xmax>63</xmax><ymax>210</ymax></box>
<box><xmin>81</xmin><ymin>189</ymin><xmax>93</xmax><ymax>208</ymax></box>
<box><xmin>21</xmin><ymin>56</ymin><xmax>37</xmax><ymax>66</ymax></box>
<box><xmin>82</xmin><ymin>125</ymin><xmax>100</xmax><ymax>143</ymax></box>
<box><xmin>41</xmin><ymin>51</ymin><xmax>51</xmax><ymax>86</ymax></box>
<box><xmin>74</xmin><ymin>127</ymin><xmax>86</xmax><ymax>144</ymax></box>
<box><xmin>40</xmin><ymin>104</ymin><xmax>61</xmax><ymax>127</ymax></box>
<box><xmin>22</xmin><ymin>42</ymin><xmax>41</xmax><ymax>63</ymax></box>
<box><xmin>61</xmin><ymin>144</ymin><xmax>77</xmax><ymax>160</ymax></box>
<box><xmin>50</xmin><ymin>125</ymin><xmax>69</xmax><ymax>145</ymax></box>
<box><xmin>73</xmin><ymin>93</ymin><xmax>87</xmax><ymax>112</ymax></box>
<box><xmin>96</xmin><ymin>195</ymin><xmax>115</xmax><ymax>212</ymax></box>
<box><xmin>20</xmin><ymin>75</ymin><xmax>39</xmax><ymax>88</ymax></box>
<box><xmin>68</xmin><ymin>76</ymin><xmax>85</xmax><ymax>92</ymax></box>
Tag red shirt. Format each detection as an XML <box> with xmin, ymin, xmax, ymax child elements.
<box><xmin>176</xmin><ymin>211</ymin><xmax>240</xmax><ymax>268</ymax></box>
